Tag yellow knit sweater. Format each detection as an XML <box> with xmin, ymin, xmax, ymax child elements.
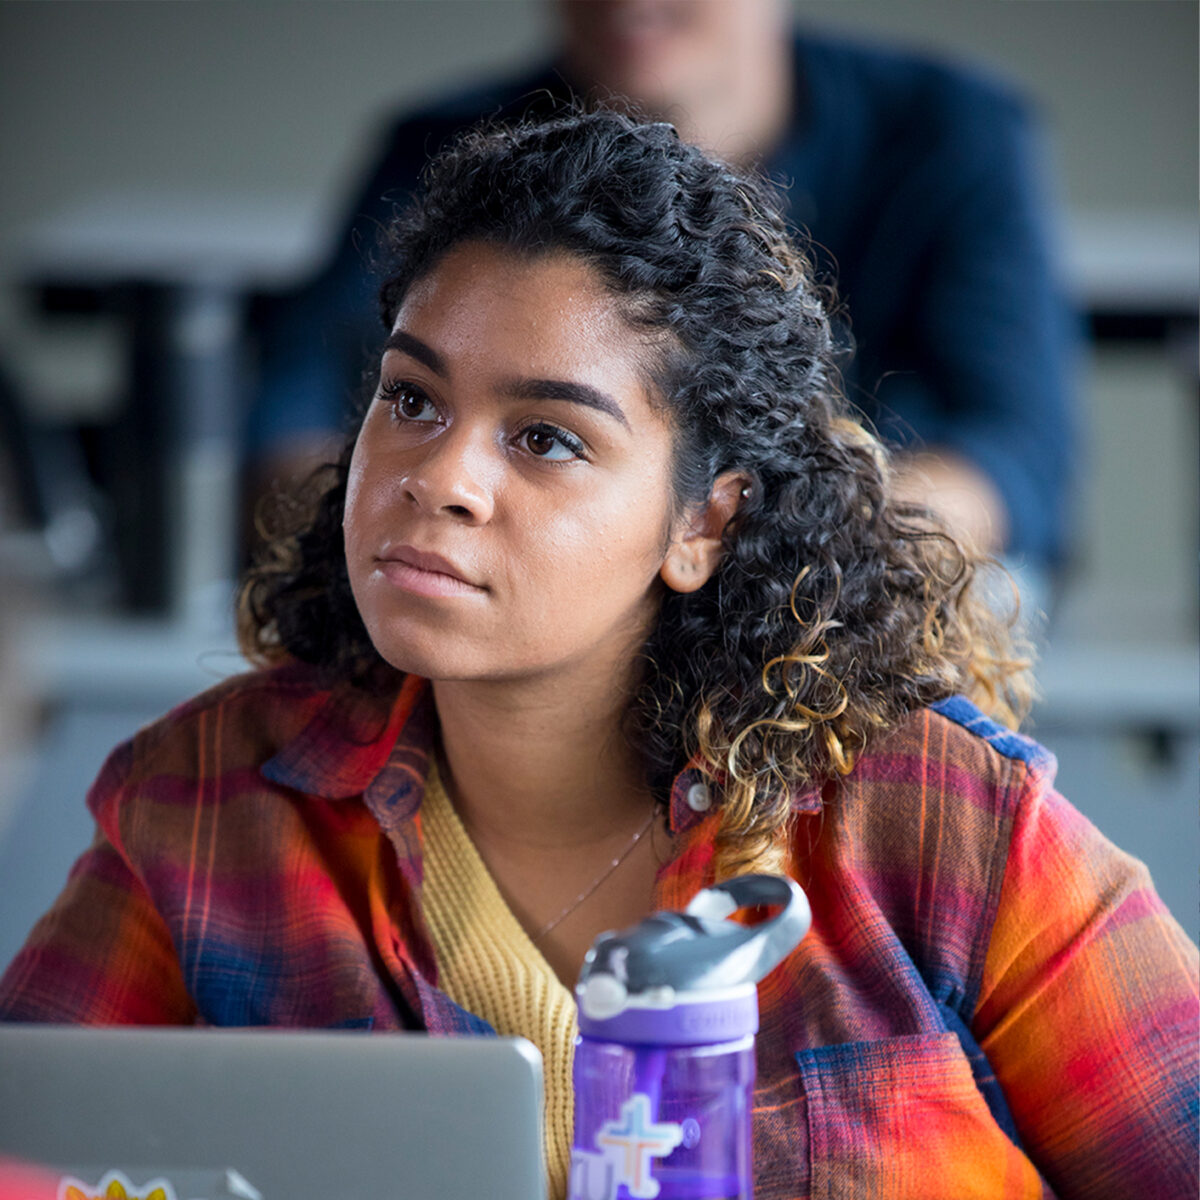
<box><xmin>420</xmin><ymin>761</ymin><xmax>578</xmax><ymax>1200</ymax></box>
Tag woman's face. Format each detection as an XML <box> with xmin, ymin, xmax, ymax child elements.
<box><xmin>343</xmin><ymin>241</ymin><xmax>687</xmax><ymax>687</ymax></box>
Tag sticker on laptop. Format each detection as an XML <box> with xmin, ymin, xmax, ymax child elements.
<box><xmin>57</xmin><ymin>1168</ymin><xmax>262</xmax><ymax>1200</ymax></box>
<box><xmin>58</xmin><ymin>1171</ymin><xmax>175</xmax><ymax>1200</ymax></box>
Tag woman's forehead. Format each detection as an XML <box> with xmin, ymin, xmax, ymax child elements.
<box><xmin>390</xmin><ymin>242</ymin><xmax>664</xmax><ymax>396</ymax></box>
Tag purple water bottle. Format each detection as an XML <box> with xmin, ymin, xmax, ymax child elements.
<box><xmin>568</xmin><ymin>874</ymin><xmax>811</xmax><ymax>1200</ymax></box>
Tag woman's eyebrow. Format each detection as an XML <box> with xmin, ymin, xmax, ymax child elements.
<box><xmin>383</xmin><ymin>330</ymin><xmax>446</xmax><ymax>376</ymax></box>
<box><xmin>499</xmin><ymin>377</ymin><xmax>631</xmax><ymax>430</ymax></box>
<box><xmin>383</xmin><ymin>329</ymin><xmax>630</xmax><ymax>430</ymax></box>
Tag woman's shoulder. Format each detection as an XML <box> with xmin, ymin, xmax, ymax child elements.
<box><xmin>851</xmin><ymin>696</ymin><xmax>1056</xmax><ymax>820</ymax></box>
<box><xmin>89</xmin><ymin>662</ymin><xmax>412</xmax><ymax>819</ymax></box>
<box><xmin>926</xmin><ymin>695</ymin><xmax>1055</xmax><ymax>779</ymax></box>
<box><xmin>120</xmin><ymin>660</ymin><xmax>340</xmax><ymax>764</ymax></box>
<box><xmin>824</xmin><ymin>698</ymin><xmax>1058</xmax><ymax>929</ymax></box>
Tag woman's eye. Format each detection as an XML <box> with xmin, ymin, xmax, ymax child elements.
<box><xmin>382</xmin><ymin>381</ymin><xmax>438</xmax><ymax>422</ymax></box>
<box><xmin>520</xmin><ymin>423</ymin><xmax>584</xmax><ymax>462</ymax></box>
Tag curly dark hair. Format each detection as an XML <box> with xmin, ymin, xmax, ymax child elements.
<box><xmin>241</xmin><ymin>108</ymin><xmax>1030</xmax><ymax>878</ymax></box>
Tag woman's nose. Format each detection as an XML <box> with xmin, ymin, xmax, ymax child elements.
<box><xmin>398</xmin><ymin>427</ymin><xmax>494</xmax><ymax>523</ymax></box>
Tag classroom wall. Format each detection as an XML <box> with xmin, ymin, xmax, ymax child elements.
<box><xmin>0</xmin><ymin>0</ymin><xmax>1195</xmax><ymax>274</ymax></box>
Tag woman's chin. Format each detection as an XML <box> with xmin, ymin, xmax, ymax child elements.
<box><xmin>369</xmin><ymin>643</ymin><xmax>479</xmax><ymax>683</ymax></box>
<box><xmin>365</xmin><ymin>633</ymin><xmax>519</xmax><ymax>685</ymax></box>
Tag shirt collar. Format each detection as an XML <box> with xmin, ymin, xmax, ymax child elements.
<box><xmin>261</xmin><ymin>673</ymin><xmax>433</xmax><ymax>808</ymax></box>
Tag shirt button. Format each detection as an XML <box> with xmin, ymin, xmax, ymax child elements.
<box><xmin>686</xmin><ymin>781</ymin><xmax>711</xmax><ymax>812</ymax></box>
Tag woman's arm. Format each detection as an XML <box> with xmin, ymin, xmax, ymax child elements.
<box><xmin>973</xmin><ymin>771</ymin><xmax>1198</xmax><ymax>1198</ymax></box>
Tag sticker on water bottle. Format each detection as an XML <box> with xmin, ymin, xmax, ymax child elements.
<box><xmin>568</xmin><ymin>1093</ymin><xmax>684</xmax><ymax>1200</ymax></box>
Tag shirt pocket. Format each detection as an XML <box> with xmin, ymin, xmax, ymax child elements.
<box><xmin>795</xmin><ymin>1032</ymin><xmax>1049</xmax><ymax>1200</ymax></box>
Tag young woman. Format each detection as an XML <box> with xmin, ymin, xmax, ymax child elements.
<box><xmin>2</xmin><ymin>111</ymin><xmax>1195</xmax><ymax>1199</ymax></box>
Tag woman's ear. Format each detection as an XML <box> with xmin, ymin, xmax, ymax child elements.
<box><xmin>660</xmin><ymin>471</ymin><xmax>751</xmax><ymax>594</ymax></box>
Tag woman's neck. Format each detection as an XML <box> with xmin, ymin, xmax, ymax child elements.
<box><xmin>429</xmin><ymin>666</ymin><xmax>670</xmax><ymax>987</ymax></box>
<box><xmin>431</xmin><ymin>669</ymin><xmax>655</xmax><ymax>854</ymax></box>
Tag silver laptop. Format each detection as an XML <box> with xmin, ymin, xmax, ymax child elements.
<box><xmin>0</xmin><ymin>1025</ymin><xmax>546</xmax><ymax>1200</ymax></box>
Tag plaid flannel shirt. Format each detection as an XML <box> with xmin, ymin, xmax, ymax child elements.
<box><xmin>2</xmin><ymin>664</ymin><xmax>1196</xmax><ymax>1198</ymax></box>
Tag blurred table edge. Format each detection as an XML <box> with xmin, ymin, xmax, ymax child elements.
<box><xmin>15</xmin><ymin>613</ymin><xmax>249</xmax><ymax>710</ymax></box>
<box><xmin>11</xmin><ymin>612</ymin><xmax>1197</xmax><ymax>732</ymax></box>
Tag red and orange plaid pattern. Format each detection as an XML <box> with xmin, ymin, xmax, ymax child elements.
<box><xmin>2</xmin><ymin>666</ymin><xmax>1195</xmax><ymax>1198</ymax></box>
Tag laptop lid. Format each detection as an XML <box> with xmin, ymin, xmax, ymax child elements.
<box><xmin>0</xmin><ymin>1025</ymin><xmax>547</xmax><ymax>1200</ymax></box>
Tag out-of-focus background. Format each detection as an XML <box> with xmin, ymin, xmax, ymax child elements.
<box><xmin>0</xmin><ymin>0</ymin><xmax>1195</xmax><ymax>967</ymax></box>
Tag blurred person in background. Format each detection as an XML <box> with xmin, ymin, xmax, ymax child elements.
<box><xmin>249</xmin><ymin>0</ymin><xmax>1077</xmax><ymax>605</ymax></box>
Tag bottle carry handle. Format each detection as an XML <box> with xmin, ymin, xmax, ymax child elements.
<box><xmin>683</xmin><ymin>874</ymin><xmax>812</xmax><ymax>987</ymax></box>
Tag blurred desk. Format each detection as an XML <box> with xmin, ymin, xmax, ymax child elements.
<box><xmin>1066</xmin><ymin>212</ymin><xmax>1199</xmax><ymax>317</ymax></box>
<box><xmin>16</xmin><ymin>612</ymin><xmax>247</xmax><ymax>709</ymax></box>
<box><xmin>18</xmin><ymin>190</ymin><xmax>322</xmax><ymax>621</ymax></box>
<box><xmin>1035</xmin><ymin>639</ymin><xmax>1199</xmax><ymax>728</ymax></box>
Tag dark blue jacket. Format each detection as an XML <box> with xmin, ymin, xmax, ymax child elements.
<box><xmin>252</xmin><ymin>32</ymin><xmax>1078</xmax><ymax>566</ymax></box>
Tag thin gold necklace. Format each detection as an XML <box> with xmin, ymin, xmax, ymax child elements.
<box><xmin>532</xmin><ymin>809</ymin><xmax>657</xmax><ymax>943</ymax></box>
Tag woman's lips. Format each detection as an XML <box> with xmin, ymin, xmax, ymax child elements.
<box><xmin>374</xmin><ymin>547</ymin><xmax>486</xmax><ymax>598</ymax></box>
